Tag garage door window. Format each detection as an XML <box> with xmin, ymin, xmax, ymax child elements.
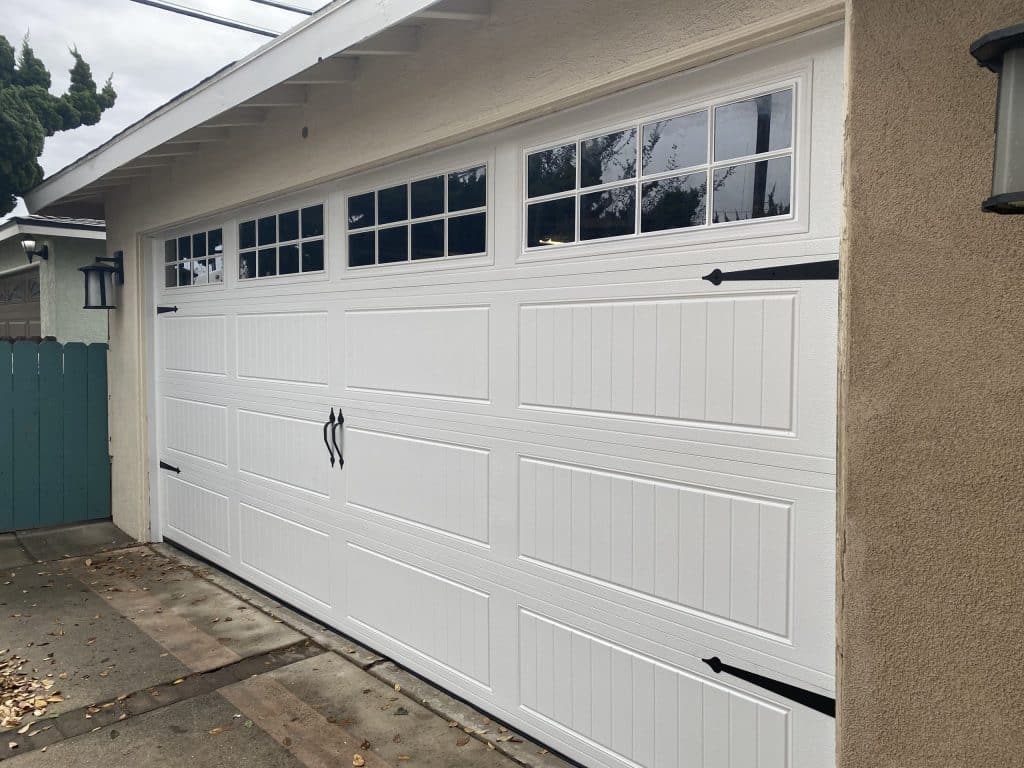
<box><xmin>164</xmin><ymin>228</ymin><xmax>224</xmax><ymax>287</ymax></box>
<box><xmin>346</xmin><ymin>165</ymin><xmax>487</xmax><ymax>267</ymax></box>
<box><xmin>525</xmin><ymin>87</ymin><xmax>794</xmax><ymax>248</ymax></box>
<box><xmin>238</xmin><ymin>204</ymin><xmax>325</xmax><ymax>280</ymax></box>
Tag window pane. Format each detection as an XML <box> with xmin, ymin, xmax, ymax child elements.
<box><xmin>177</xmin><ymin>262</ymin><xmax>193</xmax><ymax>286</ymax></box>
<box><xmin>348</xmin><ymin>193</ymin><xmax>375</xmax><ymax>229</ymax></box>
<box><xmin>192</xmin><ymin>231</ymin><xmax>207</xmax><ymax>258</ymax></box>
<box><xmin>714</xmin><ymin>89</ymin><xmax>793</xmax><ymax>161</ymax></box>
<box><xmin>239</xmin><ymin>251</ymin><xmax>256</xmax><ymax>279</ymax></box>
<box><xmin>302</xmin><ymin>205</ymin><xmax>324</xmax><ymax>238</ymax></box>
<box><xmin>527</xmin><ymin>144</ymin><xmax>576</xmax><ymax>198</ymax></box>
<box><xmin>177</xmin><ymin>236</ymin><xmax>191</xmax><ymax>260</ymax></box>
<box><xmin>239</xmin><ymin>220</ymin><xmax>256</xmax><ymax>250</ymax></box>
<box><xmin>348</xmin><ymin>232</ymin><xmax>375</xmax><ymax>267</ymax></box>
<box><xmin>411</xmin><ymin>176</ymin><xmax>444</xmax><ymax>219</ymax></box>
<box><xmin>279</xmin><ymin>210</ymin><xmax>300</xmax><ymax>242</ymax></box>
<box><xmin>378</xmin><ymin>225</ymin><xmax>408</xmax><ymax>263</ymax></box>
<box><xmin>209</xmin><ymin>256</ymin><xmax>224</xmax><ymax>282</ymax></box>
<box><xmin>279</xmin><ymin>244</ymin><xmax>300</xmax><ymax>274</ymax></box>
<box><xmin>192</xmin><ymin>258</ymin><xmax>209</xmax><ymax>285</ymax></box>
<box><xmin>164</xmin><ymin>239</ymin><xmax>177</xmax><ymax>263</ymax></box>
<box><xmin>258</xmin><ymin>247</ymin><xmax>277</xmax><ymax>277</ymax></box>
<box><xmin>581</xmin><ymin>128</ymin><xmax>637</xmax><ymax>188</ymax></box>
<box><xmin>448</xmin><ymin>166</ymin><xmax>486</xmax><ymax>211</ymax></box>
<box><xmin>642</xmin><ymin>111</ymin><xmax>708</xmax><ymax>174</ymax></box>
<box><xmin>448</xmin><ymin>213</ymin><xmax>486</xmax><ymax>256</ymax></box>
<box><xmin>412</xmin><ymin>220</ymin><xmax>444</xmax><ymax>260</ymax></box>
<box><xmin>527</xmin><ymin>197</ymin><xmax>575</xmax><ymax>247</ymax></box>
<box><xmin>258</xmin><ymin>216</ymin><xmax>277</xmax><ymax>246</ymax></box>
<box><xmin>712</xmin><ymin>157</ymin><xmax>791</xmax><ymax>222</ymax></box>
<box><xmin>378</xmin><ymin>185</ymin><xmax>408</xmax><ymax>225</ymax></box>
<box><xmin>302</xmin><ymin>240</ymin><xmax>325</xmax><ymax>272</ymax></box>
<box><xmin>164</xmin><ymin>265</ymin><xmax>176</xmax><ymax>287</ymax></box>
<box><xmin>580</xmin><ymin>185</ymin><xmax>636</xmax><ymax>240</ymax></box>
<box><xmin>208</xmin><ymin>228</ymin><xmax>223</xmax><ymax>254</ymax></box>
<box><xmin>641</xmin><ymin>173</ymin><xmax>707</xmax><ymax>232</ymax></box>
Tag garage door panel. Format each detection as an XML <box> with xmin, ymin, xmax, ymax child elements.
<box><xmin>518</xmin><ymin>456</ymin><xmax>791</xmax><ymax>638</ymax></box>
<box><xmin>162</xmin><ymin>474</ymin><xmax>232</xmax><ymax>557</ymax></box>
<box><xmin>519</xmin><ymin>608</ymin><xmax>792</xmax><ymax>768</ymax></box>
<box><xmin>163</xmin><ymin>396</ymin><xmax>228</xmax><ymax>466</ymax></box>
<box><xmin>521</xmin><ymin>292</ymin><xmax>795</xmax><ymax>432</ymax></box>
<box><xmin>344</xmin><ymin>305</ymin><xmax>490</xmax><ymax>401</ymax></box>
<box><xmin>162</xmin><ymin>314</ymin><xmax>227</xmax><ymax>376</ymax></box>
<box><xmin>236</xmin><ymin>310</ymin><xmax>329</xmax><ymax>386</ymax></box>
<box><xmin>345</xmin><ymin>427</ymin><xmax>490</xmax><ymax>544</ymax></box>
<box><xmin>346</xmin><ymin>542</ymin><xmax>491</xmax><ymax>688</ymax></box>
<box><xmin>237</xmin><ymin>409</ymin><xmax>333</xmax><ymax>497</ymax></box>
<box><xmin>238</xmin><ymin>501</ymin><xmax>332</xmax><ymax>608</ymax></box>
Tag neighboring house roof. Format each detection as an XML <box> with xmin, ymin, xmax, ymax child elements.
<box><xmin>0</xmin><ymin>215</ymin><xmax>107</xmax><ymax>243</ymax></box>
<box><xmin>25</xmin><ymin>0</ymin><xmax>490</xmax><ymax>214</ymax></box>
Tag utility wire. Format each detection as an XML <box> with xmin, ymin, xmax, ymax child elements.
<box><xmin>126</xmin><ymin>0</ymin><xmax>280</xmax><ymax>37</ymax></box>
<box><xmin>245</xmin><ymin>0</ymin><xmax>313</xmax><ymax>14</ymax></box>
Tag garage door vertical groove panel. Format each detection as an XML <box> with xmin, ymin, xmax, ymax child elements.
<box><xmin>154</xmin><ymin>29</ymin><xmax>840</xmax><ymax>768</ymax></box>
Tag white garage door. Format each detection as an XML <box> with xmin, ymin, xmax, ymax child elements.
<box><xmin>152</xmin><ymin>28</ymin><xmax>841</xmax><ymax>768</ymax></box>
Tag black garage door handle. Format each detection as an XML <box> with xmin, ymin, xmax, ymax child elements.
<box><xmin>331</xmin><ymin>408</ymin><xmax>344</xmax><ymax>469</ymax></box>
<box><xmin>322</xmin><ymin>408</ymin><xmax>336</xmax><ymax>467</ymax></box>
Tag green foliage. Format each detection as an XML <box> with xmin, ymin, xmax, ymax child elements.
<box><xmin>0</xmin><ymin>35</ymin><xmax>117</xmax><ymax>215</ymax></box>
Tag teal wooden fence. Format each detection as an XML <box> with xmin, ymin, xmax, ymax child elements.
<box><xmin>0</xmin><ymin>340</ymin><xmax>110</xmax><ymax>532</ymax></box>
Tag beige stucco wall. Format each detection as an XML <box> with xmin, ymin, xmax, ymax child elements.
<box><xmin>101</xmin><ymin>0</ymin><xmax>842</xmax><ymax>541</ymax></box>
<box><xmin>839</xmin><ymin>0</ymin><xmax>1024</xmax><ymax>765</ymax></box>
<box><xmin>0</xmin><ymin>235</ymin><xmax>107</xmax><ymax>342</ymax></box>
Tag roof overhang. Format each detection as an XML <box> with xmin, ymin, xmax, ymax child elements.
<box><xmin>0</xmin><ymin>217</ymin><xmax>106</xmax><ymax>243</ymax></box>
<box><xmin>25</xmin><ymin>0</ymin><xmax>491</xmax><ymax>213</ymax></box>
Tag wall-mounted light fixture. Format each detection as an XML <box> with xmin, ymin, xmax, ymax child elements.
<box><xmin>972</xmin><ymin>22</ymin><xmax>1024</xmax><ymax>214</ymax></box>
<box><xmin>20</xmin><ymin>237</ymin><xmax>49</xmax><ymax>263</ymax></box>
<box><xmin>80</xmin><ymin>250</ymin><xmax>124</xmax><ymax>310</ymax></box>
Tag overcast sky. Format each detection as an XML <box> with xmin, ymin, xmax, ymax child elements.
<box><xmin>4</xmin><ymin>0</ymin><xmax>323</xmax><ymax>216</ymax></box>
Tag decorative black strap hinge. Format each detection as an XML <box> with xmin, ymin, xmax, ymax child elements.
<box><xmin>157</xmin><ymin>306</ymin><xmax>178</xmax><ymax>315</ymax></box>
<box><xmin>702</xmin><ymin>259</ymin><xmax>839</xmax><ymax>286</ymax></box>
<box><xmin>159</xmin><ymin>461</ymin><xmax>181</xmax><ymax>474</ymax></box>
<box><xmin>702</xmin><ymin>656</ymin><xmax>835</xmax><ymax>718</ymax></box>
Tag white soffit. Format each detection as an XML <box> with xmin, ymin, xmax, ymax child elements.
<box><xmin>25</xmin><ymin>0</ymin><xmax>491</xmax><ymax>213</ymax></box>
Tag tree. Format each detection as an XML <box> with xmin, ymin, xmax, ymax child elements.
<box><xmin>0</xmin><ymin>35</ymin><xmax>116</xmax><ymax>215</ymax></box>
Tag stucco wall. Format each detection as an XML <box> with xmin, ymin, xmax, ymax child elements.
<box><xmin>839</xmin><ymin>1</ymin><xmax>1024</xmax><ymax>765</ymax></box>
<box><xmin>101</xmin><ymin>0</ymin><xmax>841</xmax><ymax>541</ymax></box>
<box><xmin>0</xmin><ymin>235</ymin><xmax>106</xmax><ymax>342</ymax></box>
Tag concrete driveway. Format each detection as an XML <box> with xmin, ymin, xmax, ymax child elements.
<box><xmin>0</xmin><ymin>523</ymin><xmax>571</xmax><ymax>768</ymax></box>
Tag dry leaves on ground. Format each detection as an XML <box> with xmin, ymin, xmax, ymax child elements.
<box><xmin>0</xmin><ymin>650</ymin><xmax>65</xmax><ymax>729</ymax></box>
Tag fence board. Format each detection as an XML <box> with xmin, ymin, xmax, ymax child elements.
<box><xmin>86</xmin><ymin>344</ymin><xmax>110</xmax><ymax>520</ymax></box>
<box><xmin>0</xmin><ymin>342</ymin><xmax>12</xmax><ymax>531</ymax></box>
<box><xmin>12</xmin><ymin>342</ymin><xmax>41</xmax><ymax>529</ymax></box>
<box><xmin>62</xmin><ymin>343</ymin><xmax>89</xmax><ymax>525</ymax></box>
<box><xmin>38</xmin><ymin>341</ymin><xmax>64</xmax><ymax>528</ymax></box>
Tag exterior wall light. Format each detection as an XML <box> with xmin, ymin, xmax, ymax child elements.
<box><xmin>972</xmin><ymin>23</ymin><xmax>1024</xmax><ymax>213</ymax></box>
<box><xmin>20</xmin><ymin>237</ymin><xmax>49</xmax><ymax>263</ymax></box>
<box><xmin>80</xmin><ymin>250</ymin><xmax>124</xmax><ymax>310</ymax></box>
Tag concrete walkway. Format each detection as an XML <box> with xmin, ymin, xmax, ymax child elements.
<box><xmin>0</xmin><ymin>523</ymin><xmax>572</xmax><ymax>768</ymax></box>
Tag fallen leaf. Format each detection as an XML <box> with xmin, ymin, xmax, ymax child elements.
<box><xmin>394</xmin><ymin>683</ymin><xmax>401</xmax><ymax>692</ymax></box>
<box><xmin>456</xmin><ymin>735</ymin><xmax>470</xmax><ymax>747</ymax></box>
<box><xmin>209</xmin><ymin>727</ymin><xmax>224</xmax><ymax>735</ymax></box>
<box><xmin>17</xmin><ymin>724</ymin><xmax>30</xmax><ymax>734</ymax></box>
<box><xmin>172</xmin><ymin>679</ymin><xmax>184</xmax><ymax>685</ymax></box>
<box><xmin>360</xmin><ymin>739</ymin><xmax>371</xmax><ymax>749</ymax></box>
<box><xmin>352</xmin><ymin>755</ymin><xmax>365</xmax><ymax>767</ymax></box>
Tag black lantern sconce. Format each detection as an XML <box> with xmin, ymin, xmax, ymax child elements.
<box><xmin>971</xmin><ymin>23</ymin><xmax>1024</xmax><ymax>213</ymax></box>
<box><xmin>20</xmin><ymin>237</ymin><xmax>49</xmax><ymax>263</ymax></box>
<box><xmin>80</xmin><ymin>251</ymin><xmax>124</xmax><ymax>310</ymax></box>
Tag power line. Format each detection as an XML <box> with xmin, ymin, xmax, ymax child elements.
<box><xmin>245</xmin><ymin>0</ymin><xmax>313</xmax><ymax>14</ymax></box>
<box><xmin>126</xmin><ymin>0</ymin><xmax>280</xmax><ymax>37</ymax></box>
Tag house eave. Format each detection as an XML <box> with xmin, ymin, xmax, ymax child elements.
<box><xmin>24</xmin><ymin>0</ymin><xmax>449</xmax><ymax>214</ymax></box>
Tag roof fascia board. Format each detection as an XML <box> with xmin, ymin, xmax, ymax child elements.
<box><xmin>25</xmin><ymin>0</ymin><xmax>439</xmax><ymax>212</ymax></box>
<box><xmin>0</xmin><ymin>221</ymin><xmax>106</xmax><ymax>242</ymax></box>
